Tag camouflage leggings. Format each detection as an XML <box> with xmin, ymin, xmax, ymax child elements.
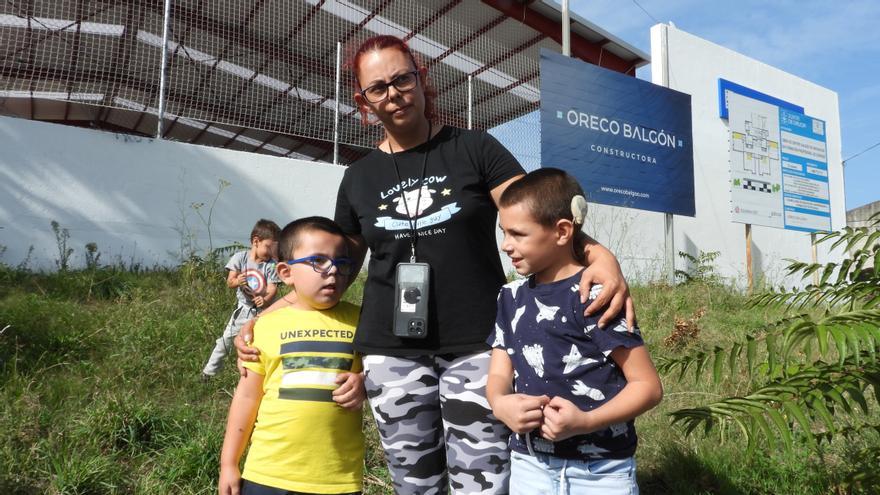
<box><xmin>363</xmin><ymin>351</ymin><xmax>510</xmax><ymax>495</ymax></box>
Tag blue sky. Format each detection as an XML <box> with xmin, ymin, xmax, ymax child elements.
<box><xmin>571</xmin><ymin>0</ymin><xmax>880</xmax><ymax>210</ymax></box>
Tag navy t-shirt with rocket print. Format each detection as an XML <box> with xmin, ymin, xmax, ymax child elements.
<box><xmin>487</xmin><ymin>269</ymin><xmax>644</xmax><ymax>460</ymax></box>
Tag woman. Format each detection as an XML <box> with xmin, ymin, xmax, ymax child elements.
<box><xmin>238</xmin><ymin>35</ymin><xmax>635</xmax><ymax>494</ymax></box>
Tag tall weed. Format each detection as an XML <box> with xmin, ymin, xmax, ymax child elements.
<box><xmin>1</xmin><ymin>263</ymin><xmax>876</xmax><ymax>494</ymax></box>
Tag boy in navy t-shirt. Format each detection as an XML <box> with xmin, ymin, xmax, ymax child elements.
<box><xmin>486</xmin><ymin>168</ymin><xmax>663</xmax><ymax>494</ymax></box>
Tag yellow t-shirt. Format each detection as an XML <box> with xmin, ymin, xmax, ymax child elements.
<box><xmin>241</xmin><ymin>302</ymin><xmax>364</xmax><ymax>494</ymax></box>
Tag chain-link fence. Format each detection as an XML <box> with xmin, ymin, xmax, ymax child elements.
<box><xmin>0</xmin><ymin>0</ymin><xmax>642</xmax><ymax>165</ymax></box>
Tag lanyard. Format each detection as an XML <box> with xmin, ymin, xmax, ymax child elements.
<box><xmin>388</xmin><ymin>122</ymin><xmax>433</xmax><ymax>263</ymax></box>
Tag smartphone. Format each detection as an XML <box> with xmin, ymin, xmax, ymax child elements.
<box><xmin>392</xmin><ymin>262</ymin><xmax>430</xmax><ymax>338</ymax></box>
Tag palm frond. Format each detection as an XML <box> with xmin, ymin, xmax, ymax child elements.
<box><xmin>670</xmin><ymin>358</ymin><xmax>880</xmax><ymax>453</ymax></box>
<box><xmin>669</xmin><ymin>216</ymin><xmax>880</xmax><ymax>472</ymax></box>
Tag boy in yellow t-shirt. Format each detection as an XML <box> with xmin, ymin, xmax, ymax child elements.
<box><xmin>219</xmin><ymin>217</ymin><xmax>365</xmax><ymax>495</ymax></box>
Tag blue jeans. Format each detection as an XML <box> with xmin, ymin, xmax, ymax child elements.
<box><xmin>509</xmin><ymin>450</ymin><xmax>638</xmax><ymax>495</ymax></box>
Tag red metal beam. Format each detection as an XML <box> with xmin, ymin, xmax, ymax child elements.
<box><xmin>339</xmin><ymin>0</ymin><xmax>394</xmax><ymax>46</ymax></box>
<box><xmin>97</xmin><ymin>2</ymin><xmax>143</xmax><ymax>124</ymax></box>
<box><xmin>284</xmin><ymin>134</ymin><xmax>367</xmax><ymax>164</ymax></box>
<box><xmin>445</xmin><ymin>68</ymin><xmax>539</xmax><ymax>123</ymax></box>
<box><xmin>470</xmin><ymin>32</ymin><xmax>544</xmax><ymax>78</ymax></box>
<box><xmin>148</xmin><ymin>0</ymin><xmax>335</xmax><ymax>139</ymax></box>
<box><xmin>26</xmin><ymin>0</ymin><xmax>36</xmax><ymax>121</ymax></box>
<box><xmin>154</xmin><ymin>1</ymin><xmax>333</xmax><ymax>79</ymax></box>
<box><xmin>403</xmin><ymin>0</ymin><xmax>463</xmax><ymax>42</ymax></box>
<box><xmin>64</xmin><ymin>0</ymin><xmax>86</xmax><ymax>122</ymax></box>
<box><xmin>253</xmin><ymin>0</ymin><xmax>400</xmax><ymax>152</ymax></box>
<box><xmin>212</xmin><ymin>0</ymin><xmax>326</xmax><ymax>141</ymax></box>
<box><xmin>426</xmin><ymin>12</ymin><xmax>509</xmax><ymax>68</ymax></box>
<box><xmin>479</xmin><ymin>0</ymin><xmax>635</xmax><ymax>75</ymax></box>
<box><xmin>177</xmin><ymin>0</ymin><xmax>267</xmax><ymax>142</ymax></box>
<box><xmin>428</xmin><ymin>32</ymin><xmax>545</xmax><ymax>126</ymax></box>
<box><xmin>251</xmin><ymin>132</ymin><xmax>281</xmax><ymax>155</ymax></box>
<box><xmin>485</xmin><ymin>99</ymin><xmax>540</xmax><ymax>128</ymax></box>
<box><xmin>0</xmin><ymin>63</ymin><xmax>281</xmax><ymax>129</ymax></box>
<box><xmin>156</xmin><ymin>0</ymin><xmax>206</xmax><ymax>137</ymax></box>
<box><xmin>0</xmin><ymin>2</ymin><xmax>115</xmax><ymax>65</ymax></box>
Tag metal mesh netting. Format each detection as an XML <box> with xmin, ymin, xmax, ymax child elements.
<box><xmin>0</xmin><ymin>1</ymin><xmax>163</xmax><ymax>121</ymax></box>
<box><xmin>0</xmin><ymin>0</ymin><xmax>638</xmax><ymax>164</ymax></box>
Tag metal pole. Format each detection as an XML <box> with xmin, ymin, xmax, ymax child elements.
<box><xmin>467</xmin><ymin>75</ymin><xmax>473</xmax><ymax>130</ymax></box>
<box><xmin>659</xmin><ymin>24</ymin><xmax>676</xmax><ymax>284</ymax></box>
<box><xmin>665</xmin><ymin>213</ymin><xmax>675</xmax><ymax>284</ymax></box>
<box><xmin>561</xmin><ymin>0</ymin><xmax>570</xmax><ymax>57</ymax></box>
<box><xmin>156</xmin><ymin>0</ymin><xmax>172</xmax><ymax>139</ymax></box>
<box><xmin>811</xmin><ymin>232</ymin><xmax>819</xmax><ymax>286</ymax></box>
<box><xmin>333</xmin><ymin>41</ymin><xmax>342</xmax><ymax>165</ymax></box>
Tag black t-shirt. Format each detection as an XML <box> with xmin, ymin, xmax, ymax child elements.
<box><xmin>335</xmin><ymin>126</ymin><xmax>524</xmax><ymax>355</ymax></box>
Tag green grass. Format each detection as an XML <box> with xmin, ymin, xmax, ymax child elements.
<box><xmin>0</xmin><ymin>265</ymin><xmax>876</xmax><ymax>494</ymax></box>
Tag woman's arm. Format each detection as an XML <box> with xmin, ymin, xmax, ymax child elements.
<box><xmin>488</xmin><ymin>174</ymin><xmax>525</xmax><ymax>206</ymax></box>
<box><xmin>579</xmin><ymin>240</ymin><xmax>636</xmax><ymax>329</ymax></box>
<box><xmin>345</xmin><ymin>233</ymin><xmax>368</xmax><ymax>284</ymax></box>
<box><xmin>234</xmin><ymin>296</ymin><xmax>295</xmax><ymax>374</ymax></box>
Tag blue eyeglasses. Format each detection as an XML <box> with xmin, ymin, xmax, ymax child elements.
<box><xmin>286</xmin><ymin>255</ymin><xmax>354</xmax><ymax>276</ymax></box>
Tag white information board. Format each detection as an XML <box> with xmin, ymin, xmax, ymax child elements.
<box><xmin>728</xmin><ymin>91</ymin><xmax>831</xmax><ymax>232</ymax></box>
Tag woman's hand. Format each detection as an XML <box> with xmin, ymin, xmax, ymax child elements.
<box><xmin>579</xmin><ymin>251</ymin><xmax>636</xmax><ymax>330</ymax></box>
<box><xmin>234</xmin><ymin>294</ymin><xmax>298</xmax><ymax>376</ymax></box>
<box><xmin>234</xmin><ymin>319</ymin><xmax>260</xmax><ymax>379</ymax></box>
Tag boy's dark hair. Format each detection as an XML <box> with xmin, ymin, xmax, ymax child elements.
<box><xmin>499</xmin><ymin>168</ymin><xmax>588</xmax><ymax>261</ymax></box>
<box><xmin>499</xmin><ymin>168</ymin><xmax>586</xmax><ymax>227</ymax></box>
<box><xmin>278</xmin><ymin>216</ymin><xmax>347</xmax><ymax>260</ymax></box>
<box><xmin>251</xmin><ymin>219</ymin><xmax>281</xmax><ymax>241</ymax></box>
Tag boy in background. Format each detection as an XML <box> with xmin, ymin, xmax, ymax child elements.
<box><xmin>219</xmin><ymin>216</ymin><xmax>365</xmax><ymax>495</ymax></box>
<box><xmin>487</xmin><ymin>169</ymin><xmax>663</xmax><ymax>494</ymax></box>
<box><xmin>203</xmin><ymin>219</ymin><xmax>281</xmax><ymax>379</ymax></box>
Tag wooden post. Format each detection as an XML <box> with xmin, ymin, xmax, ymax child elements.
<box><xmin>746</xmin><ymin>224</ymin><xmax>753</xmax><ymax>294</ymax></box>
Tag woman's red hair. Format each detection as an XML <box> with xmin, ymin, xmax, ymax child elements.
<box><xmin>348</xmin><ymin>35</ymin><xmax>438</xmax><ymax>125</ymax></box>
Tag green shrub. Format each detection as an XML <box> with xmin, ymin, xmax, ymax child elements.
<box><xmin>663</xmin><ymin>214</ymin><xmax>880</xmax><ymax>492</ymax></box>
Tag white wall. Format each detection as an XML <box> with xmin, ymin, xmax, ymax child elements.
<box><xmin>656</xmin><ymin>24</ymin><xmax>846</xmax><ymax>285</ymax></box>
<box><xmin>583</xmin><ymin>24</ymin><xmax>846</xmax><ymax>287</ymax></box>
<box><xmin>0</xmin><ymin>116</ymin><xmax>346</xmax><ymax>270</ymax></box>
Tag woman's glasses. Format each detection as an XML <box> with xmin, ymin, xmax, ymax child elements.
<box><xmin>360</xmin><ymin>70</ymin><xmax>419</xmax><ymax>103</ymax></box>
<box><xmin>286</xmin><ymin>255</ymin><xmax>354</xmax><ymax>276</ymax></box>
